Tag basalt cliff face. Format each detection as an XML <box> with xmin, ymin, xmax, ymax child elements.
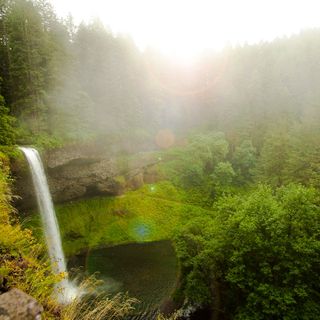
<box><xmin>13</xmin><ymin>144</ymin><xmax>160</xmax><ymax>211</ymax></box>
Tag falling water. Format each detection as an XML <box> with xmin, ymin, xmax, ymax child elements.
<box><xmin>20</xmin><ymin>147</ymin><xmax>77</xmax><ymax>303</ymax></box>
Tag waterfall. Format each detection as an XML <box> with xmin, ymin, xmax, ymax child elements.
<box><xmin>20</xmin><ymin>147</ymin><xmax>77</xmax><ymax>303</ymax></box>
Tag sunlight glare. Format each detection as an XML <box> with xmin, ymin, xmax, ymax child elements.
<box><xmin>52</xmin><ymin>0</ymin><xmax>320</xmax><ymax>63</ymax></box>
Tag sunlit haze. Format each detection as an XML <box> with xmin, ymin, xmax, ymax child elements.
<box><xmin>52</xmin><ymin>0</ymin><xmax>320</xmax><ymax>61</ymax></box>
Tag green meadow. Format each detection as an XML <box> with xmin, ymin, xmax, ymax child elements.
<box><xmin>24</xmin><ymin>181</ymin><xmax>213</xmax><ymax>256</ymax></box>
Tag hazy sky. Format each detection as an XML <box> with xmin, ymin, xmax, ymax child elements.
<box><xmin>50</xmin><ymin>0</ymin><xmax>320</xmax><ymax>60</ymax></box>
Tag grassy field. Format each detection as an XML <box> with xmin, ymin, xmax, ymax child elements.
<box><xmin>24</xmin><ymin>182</ymin><xmax>214</xmax><ymax>256</ymax></box>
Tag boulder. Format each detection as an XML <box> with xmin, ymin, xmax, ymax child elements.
<box><xmin>0</xmin><ymin>289</ymin><xmax>43</xmax><ymax>320</ymax></box>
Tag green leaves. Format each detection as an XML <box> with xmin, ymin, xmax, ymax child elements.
<box><xmin>175</xmin><ymin>184</ymin><xmax>320</xmax><ymax>319</ymax></box>
<box><xmin>232</xmin><ymin>139</ymin><xmax>256</xmax><ymax>185</ymax></box>
<box><xmin>256</xmin><ymin>122</ymin><xmax>320</xmax><ymax>189</ymax></box>
<box><xmin>212</xmin><ymin>161</ymin><xmax>235</xmax><ymax>186</ymax></box>
<box><xmin>0</xmin><ymin>95</ymin><xmax>16</xmax><ymax>145</ymax></box>
<box><xmin>159</xmin><ymin>131</ymin><xmax>232</xmax><ymax>191</ymax></box>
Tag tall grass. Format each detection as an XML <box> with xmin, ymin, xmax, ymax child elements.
<box><xmin>60</xmin><ymin>275</ymin><xmax>177</xmax><ymax>320</ymax></box>
<box><xmin>61</xmin><ymin>277</ymin><xmax>138</xmax><ymax>320</ymax></box>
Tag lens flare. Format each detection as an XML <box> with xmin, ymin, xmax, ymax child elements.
<box><xmin>155</xmin><ymin>129</ymin><xmax>175</xmax><ymax>149</ymax></box>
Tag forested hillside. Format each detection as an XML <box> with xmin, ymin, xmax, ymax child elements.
<box><xmin>1</xmin><ymin>0</ymin><xmax>320</xmax><ymax>151</ymax></box>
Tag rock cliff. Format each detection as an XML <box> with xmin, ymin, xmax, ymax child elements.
<box><xmin>13</xmin><ymin>144</ymin><xmax>160</xmax><ymax>210</ymax></box>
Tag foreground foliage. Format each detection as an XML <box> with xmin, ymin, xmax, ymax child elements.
<box><xmin>175</xmin><ymin>184</ymin><xmax>320</xmax><ymax>319</ymax></box>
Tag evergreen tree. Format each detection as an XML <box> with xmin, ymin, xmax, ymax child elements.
<box><xmin>0</xmin><ymin>94</ymin><xmax>16</xmax><ymax>145</ymax></box>
<box><xmin>232</xmin><ymin>139</ymin><xmax>256</xmax><ymax>185</ymax></box>
<box><xmin>255</xmin><ymin>126</ymin><xmax>291</xmax><ymax>186</ymax></box>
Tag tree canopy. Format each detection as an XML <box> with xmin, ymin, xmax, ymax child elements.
<box><xmin>175</xmin><ymin>184</ymin><xmax>320</xmax><ymax>319</ymax></box>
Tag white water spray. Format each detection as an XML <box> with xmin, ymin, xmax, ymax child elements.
<box><xmin>20</xmin><ymin>147</ymin><xmax>77</xmax><ymax>303</ymax></box>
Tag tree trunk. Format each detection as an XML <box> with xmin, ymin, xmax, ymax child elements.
<box><xmin>211</xmin><ymin>279</ymin><xmax>222</xmax><ymax>320</ymax></box>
